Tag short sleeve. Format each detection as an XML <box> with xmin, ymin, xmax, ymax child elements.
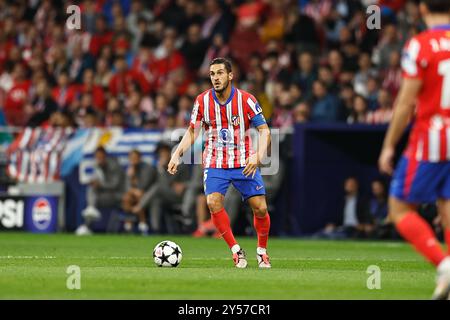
<box><xmin>245</xmin><ymin>95</ymin><xmax>263</xmax><ymax>119</ymax></box>
<box><xmin>189</xmin><ymin>98</ymin><xmax>203</xmax><ymax>129</ymax></box>
<box><xmin>401</xmin><ymin>38</ymin><xmax>428</xmax><ymax>80</ymax></box>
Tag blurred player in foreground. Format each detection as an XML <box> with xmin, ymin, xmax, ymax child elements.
<box><xmin>379</xmin><ymin>0</ymin><xmax>450</xmax><ymax>299</ymax></box>
<box><xmin>168</xmin><ymin>58</ymin><xmax>272</xmax><ymax>268</ymax></box>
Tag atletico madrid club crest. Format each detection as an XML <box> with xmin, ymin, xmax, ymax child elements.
<box><xmin>231</xmin><ymin>115</ymin><xmax>240</xmax><ymax>126</ymax></box>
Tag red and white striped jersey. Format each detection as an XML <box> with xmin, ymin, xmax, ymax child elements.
<box><xmin>189</xmin><ymin>86</ymin><xmax>263</xmax><ymax>168</ymax></box>
<box><xmin>401</xmin><ymin>26</ymin><xmax>450</xmax><ymax>162</ymax></box>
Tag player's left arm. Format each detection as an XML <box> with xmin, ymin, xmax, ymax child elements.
<box><xmin>243</xmin><ymin>112</ymin><xmax>271</xmax><ymax>178</ymax></box>
<box><xmin>378</xmin><ymin>78</ymin><xmax>422</xmax><ymax>175</ymax></box>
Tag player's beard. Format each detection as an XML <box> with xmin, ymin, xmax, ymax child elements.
<box><xmin>214</xmin><ymin>80</ymin><xmax>230</xmax><ymax>94</ymax></box>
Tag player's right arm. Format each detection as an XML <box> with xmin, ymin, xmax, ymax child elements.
<box><xmin>379</xmin><ymin>36</ymin><xmax>429</xmax><ymax>175</ymax></box>
<box><xmin>167</xmin><ymin>98</ymin><xmax>202</xmax><ymax>175</ymax></box>
<box><xmin>167</xmin><ymin>126</ymin><xmax>197</xmax><ymax>174</ymax></box>
<box><xmin>378</xmin><ymin>78</ymin><xmax>422</xmax><ymax>175</ymax></box>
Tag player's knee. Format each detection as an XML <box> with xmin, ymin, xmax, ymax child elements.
<box><xmin>207</xmin><ymin>196</ymin><xmax>223</xmax><ymax>213</ymax></box>
<box><xmin>252</xmin><ymin>205</ymin><xmax>268</xmax><ymax>217</ymax></box>
<box><xmin>388</xmin><ymin>197</ymin><xmax>415</xmax><ymax>224</ymax></box>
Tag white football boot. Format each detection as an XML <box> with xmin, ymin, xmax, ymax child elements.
<box><xmin>432</xmin><ymin>257</ymin><xmax>450</xmax><ymax>300</ymax></box>
<box><xmin>232</xmin><ymin>249</ymin><xmax>248</xmax><ymax>268</ymax></box>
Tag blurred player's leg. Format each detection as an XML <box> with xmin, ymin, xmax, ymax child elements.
<box><xmin>248</xmin><ymin>195</ymin><xmax>271</xmax><ymax>268</ymax></box>
<box><xmin>391</xmin><ymin>198</ymin><xmax>446</xmax><ymax>266</ymax></box>
<box><xmin>437</xmin><ymin>199</ymin><xmax>450</xmax><ymax>254</ymax></box>
<box><xmin>434</xmin><ymin>199</ymin><xmax>450</xmax><ymax>299</ymax></box>
<box><xmin>207</xmin><ymin>192</ymin><xmax>246</xmax><ymax>268</ymax></box>
<box><xmin>390</xmin><ymin>198</ymin><xmax>450</xmax><ymax>299</ymax></box>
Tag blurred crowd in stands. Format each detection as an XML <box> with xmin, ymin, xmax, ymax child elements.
<box><xmin>0</xmin><ymin>0</ymin><xmax>425</xmax><ymax>132</ymax></box>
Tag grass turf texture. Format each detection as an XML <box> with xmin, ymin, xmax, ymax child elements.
<box><xmin>0</xmin><ymin>232</ymin><xmax>438</xmax><ymax>299</ymax></box>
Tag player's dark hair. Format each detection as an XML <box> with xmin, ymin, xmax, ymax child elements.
<box><xmin>421</xmin><ymin>0</ymin><xmax>450</xmax><ymax>13</ymax></box>
<box><xmin>209</xmin><ymin>57</ymin><xmax>232</xmax><ymax>73</ymax></box>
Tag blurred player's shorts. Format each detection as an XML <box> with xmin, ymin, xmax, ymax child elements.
<box><xmin>390</xmin><ymin>156</ymin><xmax>450</xmax><ymax>202</ymax></box>
<box><xmin>203</xmin><ymin>168</ymin><xmax>266</xmax><ymax>201</ymax></box>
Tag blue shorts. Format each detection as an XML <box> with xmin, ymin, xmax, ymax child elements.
<box><xmin>390</xmin><ymin>156</ymin><xmax>450</xmax><ymax>203</ymax></box>
<box><xmin>203</xmin><ymin>168</ymin><xmax>266</xmax><ymax>201</ymax></box>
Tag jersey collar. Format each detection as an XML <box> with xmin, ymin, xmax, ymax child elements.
<box><xmin>212</xmin><ymin>86</ymin><xmax>235</xmax><ymax>106</ymax></box>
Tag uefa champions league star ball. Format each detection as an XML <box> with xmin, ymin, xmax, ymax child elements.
<box><xmin>153</xmin><ymin>240</ymin><xmax>183</xmax><ymax>267</ymax></box>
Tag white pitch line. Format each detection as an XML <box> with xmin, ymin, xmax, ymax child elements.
<box><xmin>0</xmin><ymin>256</ymin><xmax>57</xmax><ymax>259</ymax></box>
<box><xmin>0</xmin><ymin>256</ymin><xmax>421</xmax><ymax>262</ymax></box>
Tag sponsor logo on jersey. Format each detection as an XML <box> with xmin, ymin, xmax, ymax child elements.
<box><xmin>232</xmin><ymin>115</ymin><xmax>240</xmax><ymax>126</ymax></box>
<box><xmin>219</xmin><ymin>128</ymin><xmax>232</xmax><ymax>143</ymax></box>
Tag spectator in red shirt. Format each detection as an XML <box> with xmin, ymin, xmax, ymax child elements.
<box><xmin>52</xmin><ymin>71</ymin><xmax>78</xmax><ymax>109</ymax></box>
<box><xmin>79</xmin><ymin>69</ymin><xmax>106</xmax><ymax>111</ymax></box>
<box><xmin>4</xmin><ymin>63</ymin><xmax>31</xmax><ymax>126</ymax></box>
<box><xmin>109</xmin><ymin>56</ymin><xmax>150</xmax><ymax>100</ymax></box>
<box><xmin>152</xmin><ymin>30</ymin><xmax>186</xmax><ymax>91</ymax></box>
<box><xmin>229</xmin><ymin>6</ymin><xmax>265</xmax><ymax>74</ymax></box>
<box><xmin>130</xmin><ymin>46</ymin><xmax>155</xmax><ymax>93</ymax></box>
<box><xmin>89</xmin><ymin>15</ymin><xmax>114</xmax><ymax>57</ymax></box>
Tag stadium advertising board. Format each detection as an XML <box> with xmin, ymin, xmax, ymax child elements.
<box><xmin>0</xmin><ymin>195</ymin><xmax>57</xmax><ymax>233</ymax></box>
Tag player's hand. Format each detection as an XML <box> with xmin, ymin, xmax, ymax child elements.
<box><xmin>378</xmin><ymin>146</ymin><xmax>395</xmax><ymax>175</ymax></box>
<box><xmin>243</xmin><ymin>154</ymin><xmax>260</xmax><ymax>178</ymax></box>
<box><xmin>167</xmin><ymin>155</ymin><xmax>180</xmax><ymax>175</ymax></box>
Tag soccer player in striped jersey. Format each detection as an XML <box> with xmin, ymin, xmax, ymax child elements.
<box><xmin>378</xmin><ymin>0</ymin><xmax>450</xmax><ymax>299</ymax></box>
<box><xmin>168</xmin><ymin>58</ymin><xmax>271</xmax><ymax>268</ymax></box>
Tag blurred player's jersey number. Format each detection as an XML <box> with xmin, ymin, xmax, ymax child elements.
<box><xmin>438</xmin><ymin>58</ymin><xmax>450</xmax><ymax>109</ymax></box>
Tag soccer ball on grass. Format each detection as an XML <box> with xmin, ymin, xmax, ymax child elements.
<box><xmin>153</xmin><ymin>240</ymin><xmax>182</xmax><ymax>267</ymax></box>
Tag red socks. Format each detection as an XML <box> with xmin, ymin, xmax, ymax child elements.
<box><xmin>396</xmin><ymin>212</ymin><xmax>446</xmax><ymax>266</ymax></box>
<box><xmin>211</xmin><ymin>208</ymin><xmax>237</xmax><ymax>248</ymax></box>
<box><xmin>445</xmin><ymin>229</ymin><xmax>450</xmax><ymax>255</ymax></box>
<box><xmin>254</xmin><ymin>213</ymin><xmax>270</xmax><ymax>249</ymax></box>
<box><xmin>211</xmin><ymin>207</ymin><xmax>271</xmax><ymax>251</ymax></box>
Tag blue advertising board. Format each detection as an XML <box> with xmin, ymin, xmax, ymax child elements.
<box><xmin>24</xmin><ymin>196</ymin><xmax>58</xmax><ymax>233</ymax></box>
<box><xmin>0</xmin><ymin>195</ymin><xmax>58</xmax><ymax>233</ymax></box>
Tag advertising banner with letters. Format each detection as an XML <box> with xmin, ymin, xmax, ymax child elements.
<box><xmin>0</xmin><ymin>195</ymin><xmax>58</xmax><ymax>233</ymax></box>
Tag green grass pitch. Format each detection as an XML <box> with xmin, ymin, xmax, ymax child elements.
<box><xmin>0</xmin><ymin>232</ymin><xmax>439</xmax><ymax>299</ymax></box>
